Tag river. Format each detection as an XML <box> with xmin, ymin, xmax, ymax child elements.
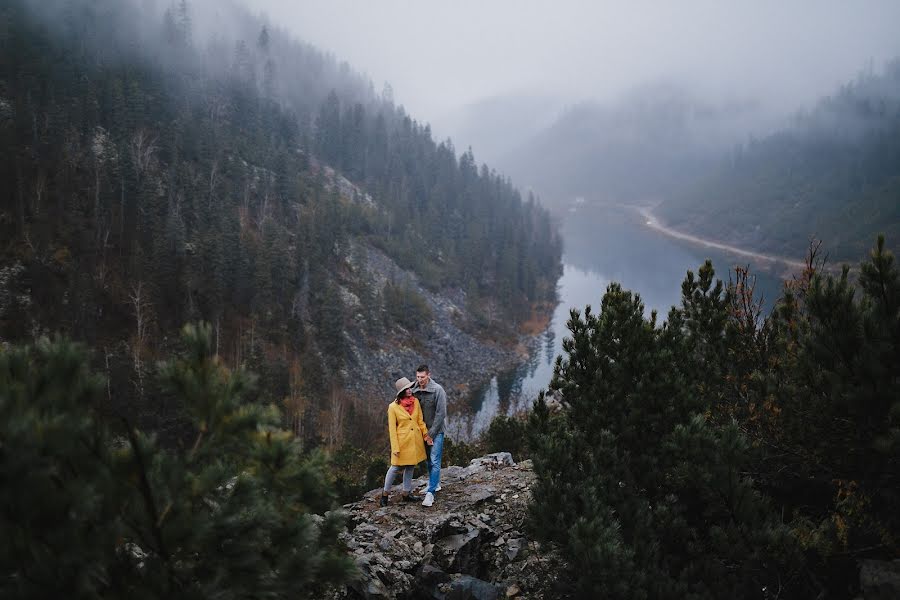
<box><xmin>448</xmin><ymin>202</ymin><xmax>792</xmax><ymax>442</ymax></box>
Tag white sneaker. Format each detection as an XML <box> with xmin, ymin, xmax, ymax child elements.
<box><xmin>422</xmin><ymin>492</ymin><xmax>434</xmax><ymax>507</ymax></box>
<box><xmin>435</xmin><ymin>484</ymin><xmax>442</xmax><ymax>492</ymax></box>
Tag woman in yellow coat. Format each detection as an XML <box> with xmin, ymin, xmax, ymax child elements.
<box><xmin>380</xmin><ymin>377</ymin><xmax>432</xmax><ymax>506</ymax></box>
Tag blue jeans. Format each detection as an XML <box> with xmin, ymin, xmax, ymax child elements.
<box><xmin>425</xmin><ymin>432</ymin><xmax>444</xmax><ymax>493</ymax></box>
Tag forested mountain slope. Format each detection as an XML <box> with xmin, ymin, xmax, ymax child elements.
<box><xmin>657</xmin><ymin>61</ymin><xmax>900</xmax><ymax>262</ymax></box>
<box><xmin>0</xmin><ymin>0</ymin><xmax>561</xmax><ymax>442</ymax></box>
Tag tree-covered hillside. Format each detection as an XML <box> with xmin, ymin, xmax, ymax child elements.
<box><xmin>657</xmin><ymin>61</ymin><xmax>900</xmax><ymax>262</ymax></box>
<box><xmin>0</xmin><ymin>0</ymin><xmax>561</xmax><ymax>439</ymax></box>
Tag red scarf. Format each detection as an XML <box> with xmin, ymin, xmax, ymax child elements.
<box><xmin>399</xmin><ymin>396</ymin><xmax>415</xmax><ymax>415</ymax></box>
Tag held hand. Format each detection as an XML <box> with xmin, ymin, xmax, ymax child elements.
<box><xmin>425</xmin><ymin>435</ymin><xmax>434</xmax><ymax>446</ymax></box>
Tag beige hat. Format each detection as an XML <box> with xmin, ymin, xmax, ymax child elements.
<box><xmin>394</xmin><ymin>377</ymin><xmax>414</xmax><ymax>397</ymax></box>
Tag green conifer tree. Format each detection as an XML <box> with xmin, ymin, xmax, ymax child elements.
<box><xmin>1</xmin><ymin>324</ymin><xmax>354</xmax><ymax>598</ymax></box>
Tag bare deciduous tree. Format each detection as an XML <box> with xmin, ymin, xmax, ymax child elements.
<box><xmin>785</xmin><ymin>238</ymin><xmax>828</xmax><ymax>303</ymax></box>
<box><xmin>96</xmin><ymin>228</ymin><xmax>111</xmax><ymax>287</ymax></box>
<box><xmin>324</xmin><ymin>385</ymin><xmax>348</xmax><ymax>448</ymax></box>
<box><xmin>129</xmin><ymin>129</ymin><xmax>158</xmax><ymax>181</ymax></box>
<box><xmin>283</xmin><ymin>359</ymin><xmax>307</xmax><ymax>439</ymax></box>
<box><xmin>129</xmin><ymin>282</ymin><xmax>154</xmax><ymax>400</ymax></box>
<box><xmin>258</xmin><ymin>176</ymin><xmax>272</xmax><ymax>235</ymax></box>
<box><xmin>208</xmin><ymin>159</ymin><xmax>219</xmax><ymax>210</ymax></box>
<box><xmin>32</xmin><ymin>170</ymin><xmax>46</xmax><ymax>216</ymax></box>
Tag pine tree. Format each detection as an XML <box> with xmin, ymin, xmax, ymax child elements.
<box><xmin>0</xmin><ymin>325</ymin><xmax>354</xmax><ymax>597</ymax></box>
<box><xmin>257</xmin><ymin>26</ymin><xmax>270</xmax><ymax>53</ymax></box>
<box><xmin>0</xmin><ymin>337</ymin><xmax>121</xmax><ymax>597</ymax></box>
<box><xmin>315</xmin><ymin>91</ymin><xmax>342</xmax><ymax>167</ymax></box>
<box><xmin>765</xmin><ymin>237</ymin><xmax>900</xmax><ymax>574</ymax></box>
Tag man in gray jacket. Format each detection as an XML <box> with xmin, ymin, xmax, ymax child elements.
<box><xmin>412</xmin><ymin>364</ymin><xmax>447</xmax><ymax>507</ymax></box>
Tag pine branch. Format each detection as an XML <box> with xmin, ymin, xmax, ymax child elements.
<box><xmin>122</xmin><ymin>418</ymin><xmax>179</xmax><ymax>591</ymax></box>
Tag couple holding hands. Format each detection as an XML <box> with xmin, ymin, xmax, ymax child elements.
<box><xmin>381</xmin><ymin>364</ymin><xmax>447</xmax><ymax>508</ymax></box>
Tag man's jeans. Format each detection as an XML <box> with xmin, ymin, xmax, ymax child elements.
<box><xmin>425</xmin><ymin>432</ymin><xmax>444</xmax><ymax>493</ymax></box>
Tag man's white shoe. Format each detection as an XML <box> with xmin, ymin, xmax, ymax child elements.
<box><xmin>435</xmin><ymin>484</ymin><xmax>442</xmax><ymax>492</ymax></box>
<box><xmin>422</xmin><ymin>492</ymin><xmax>434</xmax><ymax>507</ymax></box>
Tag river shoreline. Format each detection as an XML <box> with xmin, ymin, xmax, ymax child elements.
<box><xmin>634</xmin><ymin>205</ymin><xmax>808</xmax><ymax>274</ymax></box>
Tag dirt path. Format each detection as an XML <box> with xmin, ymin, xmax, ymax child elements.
<box><xmin>635</xmin><ymin>206</ymin><xmax>808</xmax><ymax>271</ymax></box>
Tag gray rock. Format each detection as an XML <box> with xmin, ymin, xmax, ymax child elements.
<box><xmin>442</xmin><ymin>465</ymin><xmax>468</xmax><ymax>481</ymax></box>
<box><xmin>860</xmin><ymin>559</ymin><xmax>900</xmax><ymax>600</ymax></box>
<box><xmin>444</xmin><ymin>574</ymin><xmax>504</xmax><ymax>600</ymax></box>
<box><xmin>433</xmin><ymin>529</ymin><xmax>482</xmax><ymax>574</ymax></box>
<box><xmin>354</xmin><ymin>523</ymin><xmax>381</xmax><ymax>537</ymax></box>
<box><xmin>349</xmin><ymin>555</ymin><xmax>392</xmax><ymax>599</ymax></box>
<box><xmin>466</xmin><ymin>486</ymin><xmax>496</xmax><ymax>504</ymax></box>
<box><xmin>456</xmin><ymin>453</ymin><xmax>517</xmax><ymax>479</ymax></box>
<box><xmin>418</xmin><ymin>564</ymin><xmax>451</xmax><ymax>586</ymax></box>
<box><xmin>378</xmin><ymin>537</ymin><xmax>394</xmax><ymax>552</ymax></box>
<box><xmin>353</xmin><ymin>576</ymin><xmax>391</xmax><ymax>600</ymax></box>
<box><xmin>505</xmin><ymin>538</ymin><xmax>525</xmax><ymax>561</ymax></box>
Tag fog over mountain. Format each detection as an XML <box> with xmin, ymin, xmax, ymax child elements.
<box><xmin>245</xmin><ymin>1</ymin><xmax>900</xmax><ymax>156</ymax></box>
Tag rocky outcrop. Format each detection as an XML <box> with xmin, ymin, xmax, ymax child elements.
<box><xmin>333</xmin><ymin>453</ymin><xmax>566</xmax><ymax>599</ymax></box>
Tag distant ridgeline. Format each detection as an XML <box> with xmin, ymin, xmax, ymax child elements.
<box><xmin>657</xmin><ymin>60</ymin><xmax>900</xmax><ymax>263</ymax></box>
<box><xmin>0</xmin><ymin>0</ymin><xmax>561</xmax><ymax>432</ymax></box>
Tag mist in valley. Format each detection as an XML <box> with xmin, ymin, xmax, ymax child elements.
<box><xmin>238</xmin><ymin>0</ymin><xmax>900</xmax><ymax>235</ymax></box>
<box><xmin>26</xmin><ymin>0</ymin><xmax>900</xmax><ymax>214</ymax></box>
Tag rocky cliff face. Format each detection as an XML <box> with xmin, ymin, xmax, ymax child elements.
<box><xmin>339</xmin><ymin>241</ymin><xmax>527</xmax><ymax>439</ymax></box>
<box><xmin>333</xmin><ymin>453</ymin><xmax>567</xmax><ymax>599</ymax></box>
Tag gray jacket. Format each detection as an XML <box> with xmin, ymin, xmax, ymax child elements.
<box><xmin>412</xmin><ymin>379</ymin><xmax>447</xmax><ymax>438</ymax></box>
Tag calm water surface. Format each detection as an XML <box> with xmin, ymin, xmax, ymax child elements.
<box><xmin>448</xmin><ymin>203</ymin><xmax>788</xmax><ymax>441</ymax></box>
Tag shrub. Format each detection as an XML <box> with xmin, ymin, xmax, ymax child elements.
<box><xmin>383</xmin><ymin>281</ymin><xmax>433</xmax><ymax>333</ymax></box>
<box><xmin>483</xmin><ymin>414</ymin><xmax>530</xmax><ymax>460</ymax></box>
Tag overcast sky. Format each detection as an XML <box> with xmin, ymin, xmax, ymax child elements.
<box><xmin>243</xmin><ymin>1</ymin><xmax>900</xmax><ymax>124</ymax></box>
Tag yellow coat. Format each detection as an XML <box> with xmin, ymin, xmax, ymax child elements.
<box><xmin>388</xmin><ymin>398</ymin><xmax>428</xmax><ymax>466</ymax></box>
